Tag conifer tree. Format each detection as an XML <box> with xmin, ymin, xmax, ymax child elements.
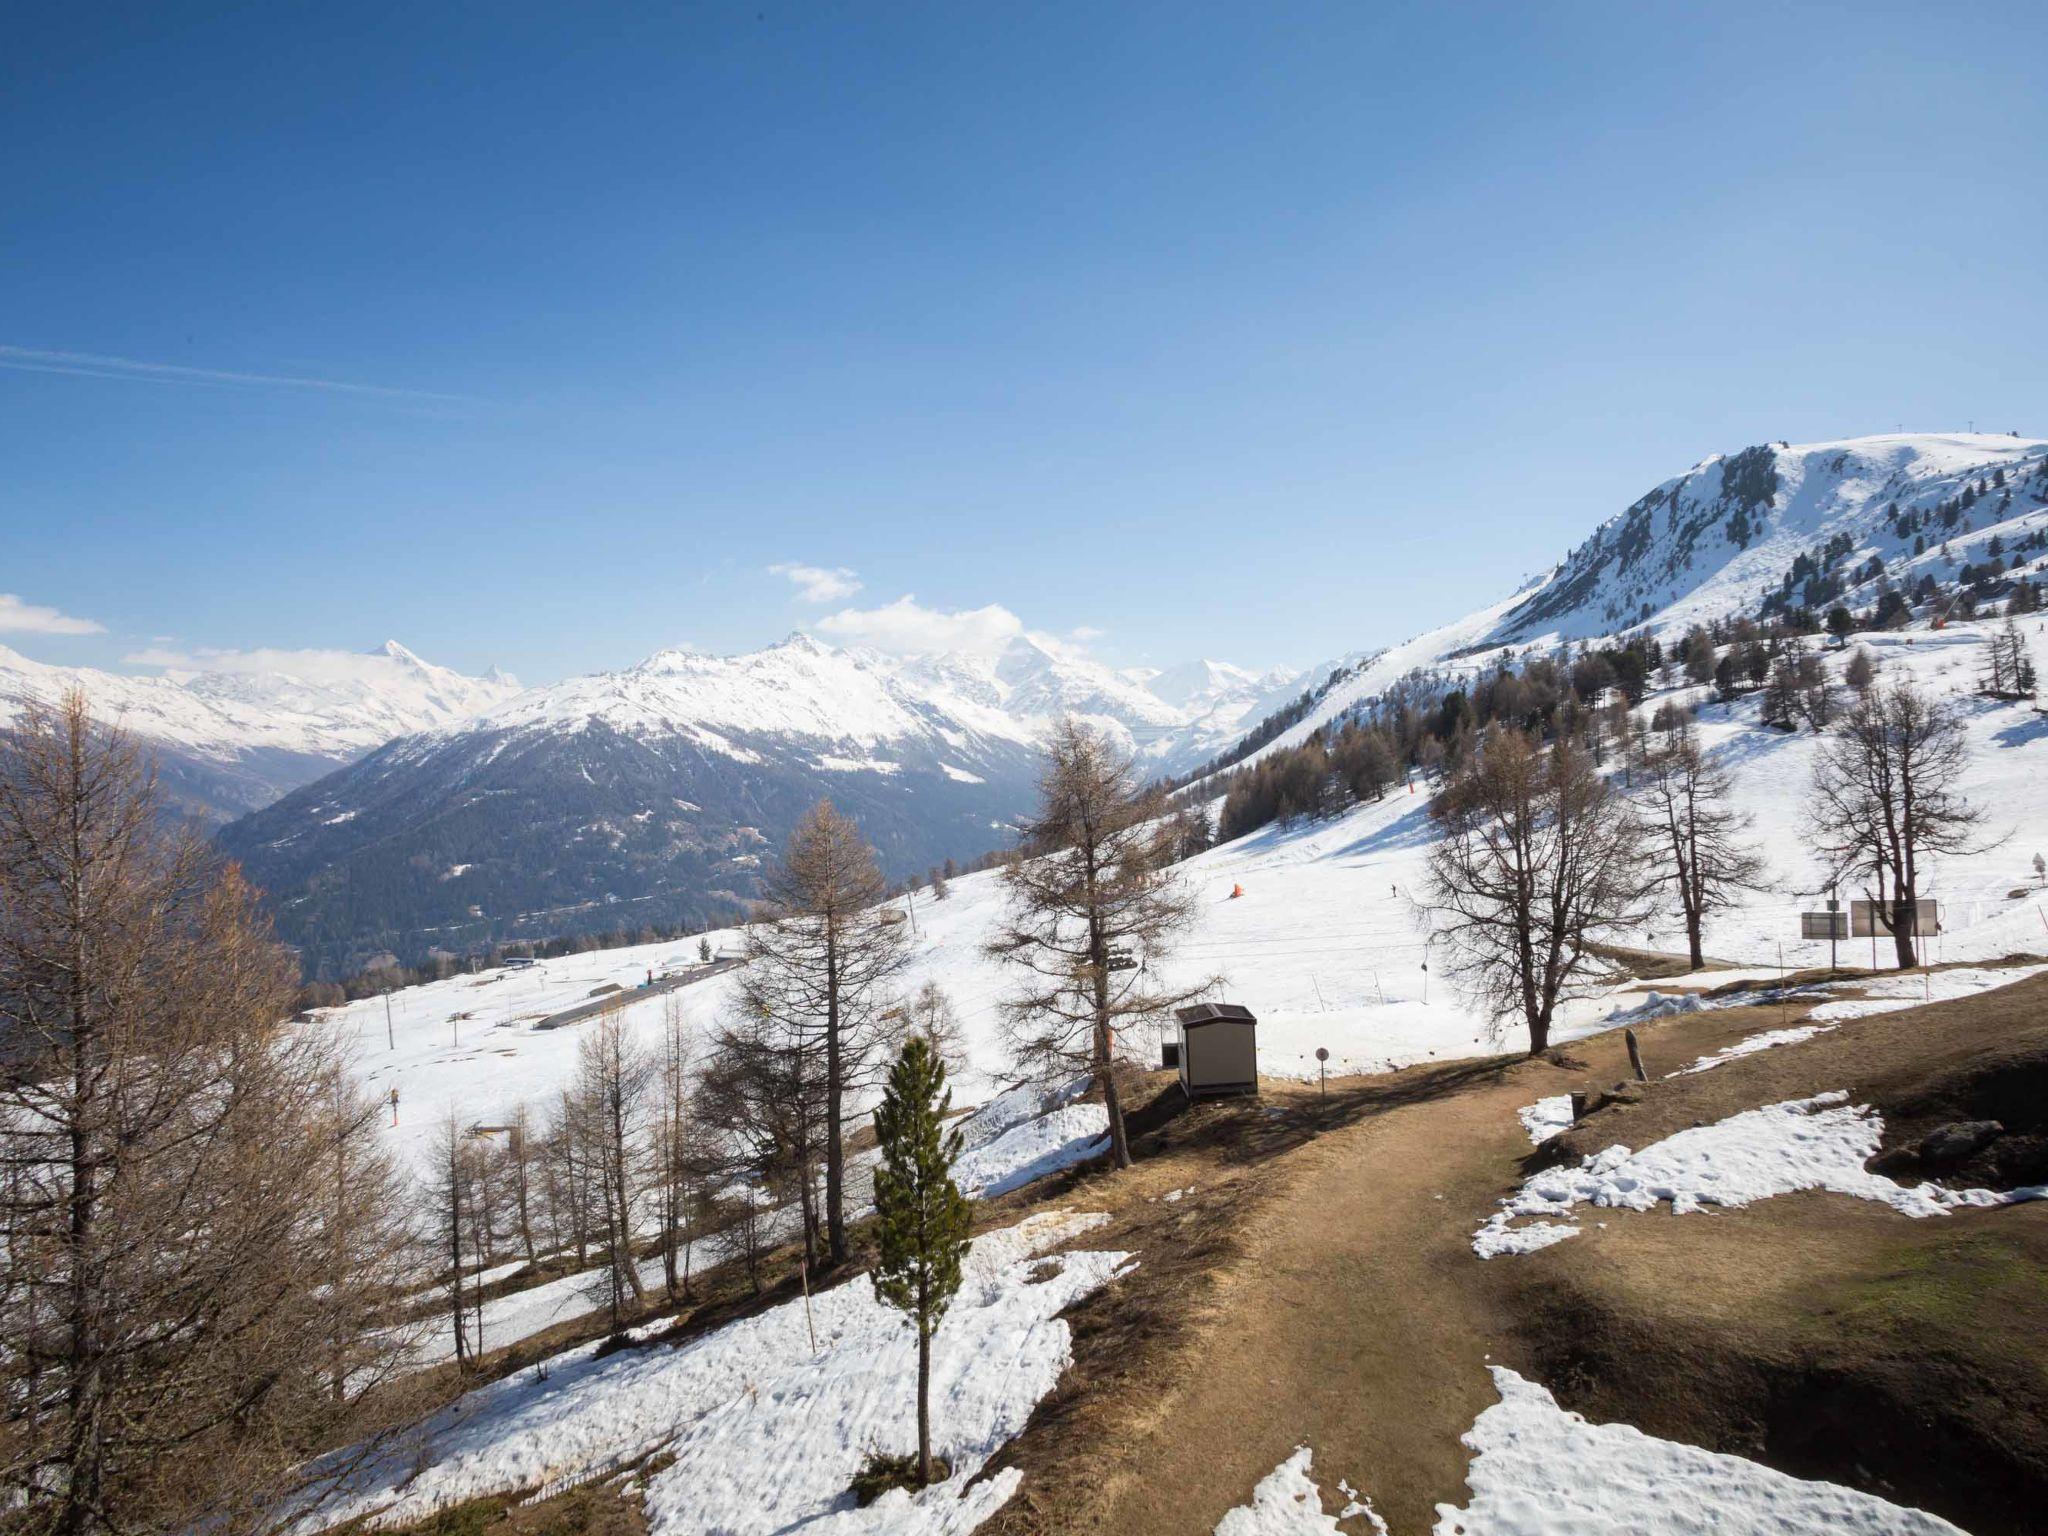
<box><xmin>870</xmin><ymin>1038</ymin><xmax>972</xmax><ymax>1488</ymax></box>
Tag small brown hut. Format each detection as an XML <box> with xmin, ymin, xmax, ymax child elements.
<box><xmin>1172</xmin><ymin>1002</ymin><xmax>1259</xmax><ymax>1099</ymax></box>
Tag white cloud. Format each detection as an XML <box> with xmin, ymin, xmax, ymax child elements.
<box><xmin>121</xmin><ymin>644</ymin><xmax>437</xmax><ymax>687</ymax></box>
<box><xmin>0</xmin><ymin>594</ymin><xmax>104</xmax><ymax>636</ymax></box>
<box><xmin>769</xmin><ymin>563</ymin><xmax>863</xmax><ymax>603</ymax></box>
<box><xmin>814</xmin><ymin>596</ymin><xmax>1027</xmax><ymax>659</ymax></box>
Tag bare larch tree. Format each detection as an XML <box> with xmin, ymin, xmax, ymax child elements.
<box><xmin>1425</xmin><ymin>726</ymin><xmax>1652</xmax><ymax>1054</ymax></box>
<box><xmin>696</xmin><ymin>995</ymin><xmax>829</xmax><ymax>1266</ymax></box>
<box><xmin>1808</xmin><ymin>680</ymin><xmax>1988</xmax><ymax>968</ymax></box>
<box><xmin>1633</xmin><ymin>723</ymin><xmax>1767</xmax><ymax>969</ymax></box>
<box><xmin>0</xmin><ymin>691</ymin><xmax>413</xmax><ymax>1536</ymax></box>
<box><xmin>741</xmin><ymin>800</ymin><xmax>905</xmax><ymax>1267</ymax></box>
<box><xmin>574</xmin><ymin>1015</ymin><xmax>652</xmax><ymax>1332</ymax></box>
<box><xmin>985</xmin><ymin>719</ymin><xmax>1206</xmax><ymax>1169</ymax></box>
<box><xmin>652</xmin><ymin>992</ymin><xmax>701</xmax><ymax>1301</ymax></box>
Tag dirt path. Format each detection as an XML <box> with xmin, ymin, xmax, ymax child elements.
<box><xmin>1056</xmin><ymin>1001</ymin><xmax>1817</xmax><ymax>1535</ymax></box>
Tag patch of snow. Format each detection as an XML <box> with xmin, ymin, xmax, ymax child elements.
<box><xmin>1805</xmin><ymin>963</ymin><xmax>2048</xmax><ymax>1024</ymax></box>
<box><xmin>954</xmin><ymin>1103</ymin><xmax>1110</xmax><ymax>1200</ymax></box>
<box><xmin>940</xmin><ymin>763</ymin><xmax>986</xmax><ymax>784</ymax></box>
<box><xmin>1668</xmin><ymin>1024</ymin><xmax>1835</xmax><ymax>1076</ymax></box>
<box><xmin>1517</xmin><ymin>1095</ymin><xmax>1576</xmax><ymax>1146</ymax></box>
<box><xmin>1474</xmin><ymin>1092</ymin><xmax>2044</xmax><ymax>1258</ymax></box>
<box><xmin>1214</xmin><ymin>1446</ymin><xmax>1388</xmax><ymax>1535</ymax></box>
<box><xmin>1426</xmin><ymin>1366</ymin><xmax>1967</xmax><ymax>1533</ymax></box>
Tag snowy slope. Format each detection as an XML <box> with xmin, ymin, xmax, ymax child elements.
<box><xmin>314</xmin><ymin>1211</ymin><xmax>1132</xmax><ymax>1536</ymax></box>
<box><xmin>1241</xmin><ymin>432</ymin><xmax>2048</xmax><ymax>767</ymax></box>
<box><xmin>0</xmin><ymin>641</ymin><xmax>518</xmax><ymax>821</ymax></box>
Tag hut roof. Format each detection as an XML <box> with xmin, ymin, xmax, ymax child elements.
<box><xmin>1174</xmin><ymin>1002</ymin><xmax>1257</xmax><ymax>1027</ymax></box>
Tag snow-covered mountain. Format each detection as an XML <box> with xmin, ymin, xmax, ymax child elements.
<box><xmin>1236</xmin><ymin>432</ymin><xmax>2048</xmax><ymax>766</ymax></box>
<box><xmin>0</xmin><ymin>641</ymin><xmax>520</xmax><ymax>822</ymax></box>
<box><xmin>218</xmin><ymin>430</ymin><xmax>2048</xmax><ymax>973</ymax></box>
<box><xmin>218</xmin><ymin>633</ymin><xmax>1293</xmax><ymax>974</ymax></box>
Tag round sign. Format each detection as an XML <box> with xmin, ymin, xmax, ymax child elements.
<box><xmin>1315</xmin><ymin>1047</ymin><xmax>1330</xmax><ymax>1062</ymax></box>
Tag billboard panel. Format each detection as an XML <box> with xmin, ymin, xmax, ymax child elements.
<box><xmin>1801</xmin><ymin>911</ymin><xmax>1849</xmax><ymax>940</ymax></box>
<box><xmin>1850</xmin><ymin>898</ymin><xmax>1940</xmax><ymax>937</ymax></box>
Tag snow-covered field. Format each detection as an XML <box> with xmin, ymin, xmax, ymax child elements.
<box><xmin>318</xmin><ymin>1211</ymin><xmax>1131</xmax><ymax>1536</ymax></box>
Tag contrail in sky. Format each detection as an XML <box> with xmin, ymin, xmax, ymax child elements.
<box><xmin>0</xmin><ymin>344</ymin><xmax>469</xmax><ymax>402</ymax></box>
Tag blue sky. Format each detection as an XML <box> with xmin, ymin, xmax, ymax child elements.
<box><xmin>5</xmin><ymin>1</ymin><xmax>2046</xmax><ymax>686</ymax></box>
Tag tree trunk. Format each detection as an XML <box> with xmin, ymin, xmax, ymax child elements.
<box><xmin>825</xmin><ymin>925</ymin><xmax>846</xmax><ymax>1265</ymax></box>
<box><xmin>916</xmin><ymin>1317</ymin><xmax>932</xmax><ymax>1486</ymax></box>
<box><xmin>1090</xmin><ymin>919</ymin><xmax>1132</xmax><ymax>1169</ymax></box>
<box><xmin>1891</xmin><ymin>892</ymin><xmax>1918</xmax><ymax>969</ymax></box>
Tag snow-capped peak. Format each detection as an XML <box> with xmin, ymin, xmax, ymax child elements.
<box><xmin>0</xmin><ymin>641</ymin><xmax>523</xmax><ymax>821</ymax></box>
<box><xmin>1229</xmin><ymin>429</ymin><xmax>2048</xmax><ymax>772</ymax></box>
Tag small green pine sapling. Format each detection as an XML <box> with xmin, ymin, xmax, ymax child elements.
<box><xmin>870</xmin><ymin>1036</ymin><xmax>973</xmax><ymax>1488</ymax></box>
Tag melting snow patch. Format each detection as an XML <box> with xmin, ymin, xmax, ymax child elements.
<box><xmin>1805</xmin><ymin>998</ymin><xmax>1916</xmax><ymax>1022</ymax></box>
<box><xmin>1517</xmin><ymin>1095</ymin><xmax>1575</xmax><ymax>1146</ymax></box>
<box><xmin>1474</xmin><ymin>1092</ymin><xmax>2043</xmax><ymax>1258</ymax></box>
<box><xmin>953</xmin><ymin>1105</ymin><xmax>1109</xmax><ymax>1199</ymax></box>
<box><xmin>1668</xmin><ymin>1024</ymin><xmax>1835</xmax><ymax>1076</ymax></box>
<box><xmin>1214</xmin><ymin>1446</ymin><xmax>1386</xmax><ymax>1535</ymax></box>
<box><xmin>312</xmin><ymin>1211</ymin><xmax>1132</xmax><ymax>1536</ymax></box>
<box><xmin>1428</xmin><ymin>1366</ymin><xmax>1967</xmax><ymax>1533</ymax></box>
<box><xmin>1809</xmin><ymin>963</ymin><xmax>2048</xmax><ymax>1023</ymax></box>
<box><xmin>950</xmin><ymin>1079</ymin><xmax>1110</xmax><ymax>1200</ymax></box>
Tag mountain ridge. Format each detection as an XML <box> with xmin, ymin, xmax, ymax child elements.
<box><xmin>0</xmin><ymin>641</ymin><xmax>521</xmax><ymax>822</ymax></box>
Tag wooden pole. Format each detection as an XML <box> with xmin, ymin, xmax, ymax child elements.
<box><xmin>799</xmin><ymin>1251</ymin><xmax>817</xmax><ymax>1354</ymax></box>
<box><xmin>1625</xmin><ymin>1028</ymin><xmax>1648</xmax><ymax>1083</ymax></box>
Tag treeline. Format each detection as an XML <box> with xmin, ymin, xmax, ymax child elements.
<box><xmin>1215</xmin><ymin>634</ymin><xmax>1667</xmax><ymax>839</ymax></box>
<box><xmin>1214</xmin><ymin>574</ymin><xmax>2043</xmax><ymax>846</ymax></box>
<box><xmin>0</xmin><ymin>695</ymin><xmax>422</xmax><ymax>1536</ymax></box>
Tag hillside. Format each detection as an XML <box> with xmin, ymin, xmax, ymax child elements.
<box><xmin>0</xmin><ymin>640</ymin><xmax>518</xmax><ymax>822</ymax></box>
<box><xmin>1238</xmin><ymin>432</ymin><xmax>2048</xmax><ymax>767</ymax></box>
<box><xmin>221</xmin><ymin>634</ymin><xmax>1301</xmax><ymax>974</ymax></box>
